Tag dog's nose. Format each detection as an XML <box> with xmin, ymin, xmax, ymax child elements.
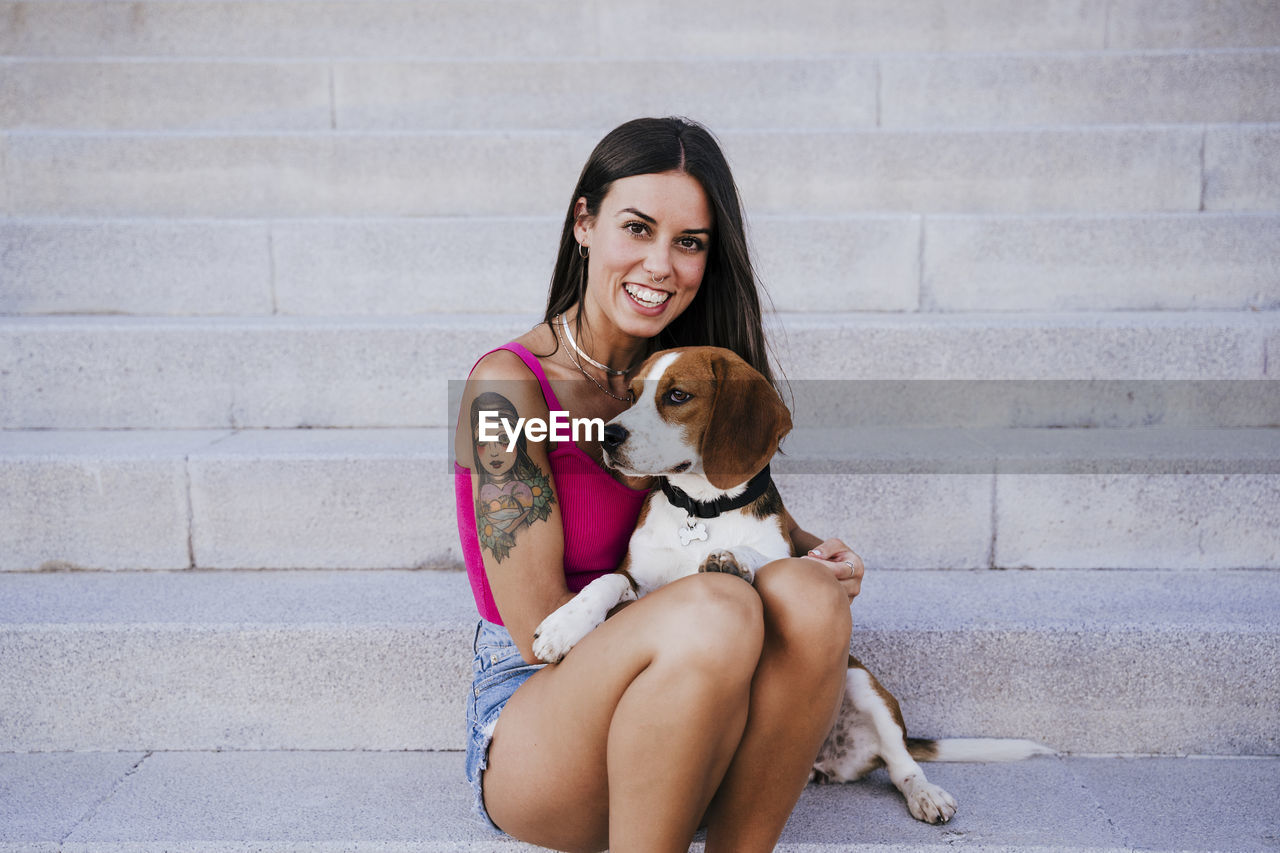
<box><xmin>602</xmin><ymin>424</ymin><xmax>628</xmax><ymax>453</ymax></box>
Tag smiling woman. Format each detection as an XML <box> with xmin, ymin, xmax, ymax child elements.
<box><xmin>452</xmin><ymin>117</ymin><xmax>865</xmax><ymax>853</ymax></box>
<box><xmin>545</xmin><ymin>117</ymin><xmax>776</xmax><ymax>382</ymax></box>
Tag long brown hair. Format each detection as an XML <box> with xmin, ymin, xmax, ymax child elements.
<box><xmin>543</xmin><ymin>117</ymin><xmax>777</xmax><ymax>387</ymax></box>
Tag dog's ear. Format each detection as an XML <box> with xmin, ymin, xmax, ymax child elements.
<box><xmin>699</xmin><ymin>348</ymin><xmax>792</xmax><ymax>490</ymax></box>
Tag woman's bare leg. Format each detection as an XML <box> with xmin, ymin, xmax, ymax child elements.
<box><xmin>481</xmin><ymin>571</ymin><xmax>764</xmax><ymax>853</ymax></box>
<box><xmin>702</xmin><ymin>558</ymin><xmax>853</xmax><ymax>852</ymax></box>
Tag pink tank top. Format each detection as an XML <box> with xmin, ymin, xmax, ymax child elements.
<box><xmin>455</xmin><ymin>342</ymin><xmax>650</xmax><ymax>625</ymax></box>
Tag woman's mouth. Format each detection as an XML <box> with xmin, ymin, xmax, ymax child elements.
<box><xmin>624</xmin><ymin>283</ymin><xmax>672</xmax><ymax>309</ymax></box>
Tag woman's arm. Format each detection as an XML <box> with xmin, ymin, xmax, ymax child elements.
<box><xmin>783</xmin><ymin>509</ymin><xmax>865</xmax><ymax>603</ymax></box>
<box><xmin>457</xmin><ymin>350</ymin><xmax>575</xmax><ymax>662</ymax></box>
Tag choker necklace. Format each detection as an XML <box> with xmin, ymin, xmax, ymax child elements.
<box><xmin>556</xmin><ymin>314</ymin><xmax>631</xmax><ymax>376</ymax></box>
<box><xmin>553</xmin><ymin>319</ymin><xmax>633</xmax><ymax>403</ymax></box>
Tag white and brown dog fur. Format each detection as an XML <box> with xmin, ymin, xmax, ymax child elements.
<box><xmin>532</xmin><ymin>346</ymin><xmax>1051</xmax><ymax>824</ymax></box>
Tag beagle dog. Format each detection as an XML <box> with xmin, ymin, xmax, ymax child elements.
<box><xmin>532</xmin><ymin>346</ymin><xmax>1050</xmax><ymax>824</ymax></box>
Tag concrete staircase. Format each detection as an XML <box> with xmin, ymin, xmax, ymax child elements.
<box><xmin>2</xmin><ymin>1</ymin><xmax>1278</xmax><ymax>849</ymax></box>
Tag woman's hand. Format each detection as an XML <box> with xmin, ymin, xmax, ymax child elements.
<box><xmin>804</xmin><ymin>539</ymin><xmax>864</xmax><ymax>603</ymax></box>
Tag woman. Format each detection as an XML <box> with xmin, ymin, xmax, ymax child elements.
<box><xmin>454</xmin><ymin>117</ymin><xmax>864</xmax><ymax>852</ymax></box>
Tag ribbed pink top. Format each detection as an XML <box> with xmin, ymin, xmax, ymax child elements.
<box><xmin>455</xmin><ymin>343</ymin><xmax>649</xmax><ymax>625</ymax></box>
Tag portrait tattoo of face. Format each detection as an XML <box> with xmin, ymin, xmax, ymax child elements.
<box><xmin>470</xmin><ymin>392</ymin><xmax>555</xmax><ymax>563</ymax></box>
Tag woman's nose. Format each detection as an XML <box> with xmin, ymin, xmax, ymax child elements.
<box><xmin>645</xmin><ymin>247</ymin><xmax>673</xmax><ymax>281</ymax></box>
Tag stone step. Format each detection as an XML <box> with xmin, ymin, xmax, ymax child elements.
<box><xmin>1</xmin><ymin>313</ymin><xmax>1275</xmax><ymax>430</ymax></box>
<box><xmin>2</xmin><ymin>427</ymin><xmax>1277</xmax><ymax>573</ymax></box>
<box><xmin>2</xmin><ymin>569</ymin><xmax>1277</xmax><ymax>755</ymax></box>
<box><xmin>9</xmin><ymin>125</ymin><xmax>1279</xmax><ymax>217</ymax></box>
<box><xmin>4</xmin><ymin>213</ymin><xmax>1278</xmax><ymax>316</ymax></box>
<box><xmin>3</xmin><ymin>51</ymin><xmax>1278</xmax><ymax>132</ymax></box>
<box><xmin>881</xmin><ymin>48</ymin><xmax>1280</xmax><ymax>129</ymax></box>
<box><xmin>3</xmin><ymin>750</ymin><xmax>1278</xmax><ymax>852</ymax></box>
<box><xmin>3</xmin><ymin>0</ymin><xmax>1278</xmax><ymax>58</ymax></box>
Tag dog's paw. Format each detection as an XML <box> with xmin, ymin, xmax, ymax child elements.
<box><xmin>903</xmin><ymin>777</ymin><xmax>957</xmax><ymax>824</ymax></box>
<box><xmin>531</xmin><ymin>606</ymin><xmax>593</xmax><ymax>664</ymax></box>
<box><xmin>698</xmin><ymin>550</ymin><xmax>754</xmax><ymax>581</ymax></box>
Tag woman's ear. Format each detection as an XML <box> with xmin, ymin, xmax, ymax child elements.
<box><xmin>572</xmin><ymin>197</ymin><xmax>593</xmax><ymax>246</ymax></box>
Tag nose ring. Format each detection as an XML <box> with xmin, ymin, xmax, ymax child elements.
<box><xmin>651</xmin><ymin>272</ymin><xmax>666</xmax><ymax>284</ymax></box>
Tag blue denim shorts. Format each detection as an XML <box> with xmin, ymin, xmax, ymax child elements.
<box><xmin>465</xmin><ymin>619</ymin><xmax>545</xmax><ymax>834</ymax></box>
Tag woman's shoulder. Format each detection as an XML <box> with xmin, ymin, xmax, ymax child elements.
<box><xmin>461</xmin><ymin>327</ymin><xmax>560</xmax><ymax>427</ymax></box>
<box><xmin>467</xmin><ymin>326</ymin><xmax>556</xmax><ymax>382</ymax></box>
<box><xmin>468</xmin><ymin>346</ymin><xmax>533</xmax><ymax>383</ymax></box>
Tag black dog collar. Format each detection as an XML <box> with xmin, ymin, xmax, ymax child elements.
<box><xmin>660</xmin><ymin>465</ymin><xmax>774</xmax><ymax>520</ymax></box>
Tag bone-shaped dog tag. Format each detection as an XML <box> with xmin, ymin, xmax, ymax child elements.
<box><xmin>679</xmin><ymin>520</ymin><xmax>708</xmax><ymax>546</ymax></box>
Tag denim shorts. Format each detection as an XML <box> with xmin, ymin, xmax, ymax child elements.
<box><xmin>464</xmin><ymin>619</ymin><xmax>545</xmax><ymax>834</ymax></box>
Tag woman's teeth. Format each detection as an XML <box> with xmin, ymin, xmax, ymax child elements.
<box><xmin>625</xmin><ymin>283</ymin><xmax>671</xmax><ymax>306</ymax></box>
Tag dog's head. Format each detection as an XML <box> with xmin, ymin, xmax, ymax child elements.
<box><xmin>601</xmin><ymin>346</ymin><xmax>791</xmax><ymax>493</ymax></box>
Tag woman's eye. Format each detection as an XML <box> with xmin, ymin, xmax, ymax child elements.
<box><xmin>678</xmin><ymin>237</ymin><xmax>705</xmax><ymax>252</ymax></box>
<box><xmin>625</xmin><ymin>221</ymin><xmax>649</xmax><ymax>236</ymax></box>
<box><xmin>666</xmin><ymin>389</ymin><xmax>692</xmax><ymax>404</ymax></box>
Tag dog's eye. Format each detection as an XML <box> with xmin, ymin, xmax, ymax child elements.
<box><xmin>665</xmin><ymin>389</ymin><xmax>692</xmax><ymax>404</ymax></box>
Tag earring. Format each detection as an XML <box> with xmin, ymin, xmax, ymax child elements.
<box><xmin>578</xmin><ymin>243</ymin><xmax>589</xmax><ymax>259</ymax></box>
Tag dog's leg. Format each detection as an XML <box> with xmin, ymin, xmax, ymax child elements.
<box><xmin>844</xmin><ymin>664</ymin><xmax>957</xmax><ymax>824</ymax></box>
<box><xmin>532</xmin><ymin>573</ymin><xmax>637</xmax><ymax>663</ymax></box>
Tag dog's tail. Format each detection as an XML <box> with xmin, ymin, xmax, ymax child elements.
<box><xmin>907</xmin><ymin>737</ymin><xmax>1055</xmax><ymax>763</ymax></box>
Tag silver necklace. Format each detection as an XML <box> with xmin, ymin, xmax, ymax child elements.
<box><xmin>556</xmin><ymin>314</ymin><xmax>631</xmax><ymax>376</ymax></box>
<box><xmin>553</xmin><ymin>320</ymin><xmax>633</xmax><ymax>403</ymax></box>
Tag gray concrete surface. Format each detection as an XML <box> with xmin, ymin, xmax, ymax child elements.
<box><xmin>0</xmin><ymin>430</ymin><xmax>229</xmax><ymax>571</ymax></box>
<box><xmin>0</xmin><ymin>219</ymin><xmax>274</xmax><ymax>316</ymax></box>
<box><xmin>5</xmin><ymin>213</ymin><xmax>1277</xmax><ymax>317</ymax></box>
<box><xmin>0</xmin><ymin>126</ymin><xmax>1227</xmax><ymax>218</ymax></box>
<box><xmin>3</xmin><ymin>426</ymin><xmax>1277</xmax><ymax>571</ymax></box>
<box><xmin>1108</xmin><ymin>0</ymin><xmax>1280</xmax><ymax>49</ymax></box>
<box><xmin>0</xmin><ymin>752</ymin><xmax>145</xmax><ymax>846</ymax></box>
<box><xmin>771</xmin><ymin>312</ymin><xmax>1275</xmax><ymax>381</ymax></box>
<box><xmin>1204</xmin><ymin>125</ymin><xmax>1280</xmax><ymax>212</ymax></box>
<box><xmin>994</xmin><ymin>471</ymin><xmax>1280</xmax><ymax>569</ymax></box>
<box><xmin>1</xmin><ymin>570</ymin><xmax>1275</xmax><ymax>754</ymax></box>
<box><xmin>188</xmin><ymin>428</ymin><xmax>457</xmax><ymax>570</ymax></box>
<box><xmin>3</xmin><ymin>751</ymin><xmax>1276</xmax><ymax>851</ymax></box>
<box><xmin>0</xmin><ymin>0</ymin><xmax>1119</xmax><ymax>58</ymax></box>
<box><xmin>0</xmin><ymin>61</ymin><xmax>332</xmax><ymax>132</ymax></box>
<box><xmin>2</xmin><ymin>314</ymin><xmax>1275</xmax><ymax>431</ymax></box>
<box><xmin>0</xmin><ymin>0</ymin><xmax>588</xmax><ymax>59</ymax></box>
<box><xmin>881</xmin><ymin>50</ymin><xmax>1280</xmax><ymax>128</ymax></box>
<box><xmin>11</xmin><ymin>52</ymin><xmax>1275</xmax><ymax>134</ymax></box>
<box><xmin>923</xmin><ymin>213</ymin><xmax>1280</xmax><ymax>312</ymax></box>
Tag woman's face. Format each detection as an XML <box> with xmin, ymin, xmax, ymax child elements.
<box><xmin>574</xmin><ymin>170</ymin><xmax>712</xmax><ymax>340</ymax></box>
<box><xmin>476</xmin><ymin>437</ymin><xmax>517</xmax><ymax>479</ymax></box>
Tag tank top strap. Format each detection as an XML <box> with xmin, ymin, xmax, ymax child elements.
<box><xmin>468</xmin><ymin>342</ymin><xmax>563</xmax><ymax>412</ymax></box>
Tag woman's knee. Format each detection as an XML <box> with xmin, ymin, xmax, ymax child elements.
<box><xmin>755</xmin><ymin>558</ymin><xmax>853</xmax><ymax>657</ymax></box>
<box><xmin>646</xmin><ymin>572</ymin><xmax>764</xmax><ymax>675</ymax></box>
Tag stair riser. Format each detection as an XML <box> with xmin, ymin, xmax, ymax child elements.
<box><xmin>5</xmin><ymin>215</ymin><xmax>1278</xmax><ymax>316</ymax></box>
<box><xmin>6</xmin><ymin>53</ymin><xmax>1278</xmax><ymax>132</ymax></box>
<box><xmin>14</xmin><ymin>127</ymin><xmax>1276</xmax><ymax>217</ymax></box>
<box><xmin>1</xmin><ymin>317</ymin><xmax>1273</xmax><ymax>430</ymax></box>
<box><xmin>2</xmin><ymin>623</ymin><xmax>1273</xmax><ymax>754</ymax></box>
<box><xmin>4</xmin><ymin>436</ymin><xmax>1279</xmax><ymax>571</ymax></box>
<box><xmin>4</xmin><ymin>0</ymin><xmax>1279</xmax><ymax>57</ymax></box>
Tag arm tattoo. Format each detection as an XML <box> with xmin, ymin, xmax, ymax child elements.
<box><xmin>470</xmin><ymin>391</ymin><xmax>556</xmax><ymax>563</ymax></box>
